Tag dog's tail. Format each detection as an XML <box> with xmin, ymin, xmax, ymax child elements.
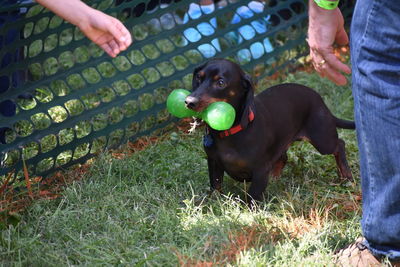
<box><xmin>335</xmin><ymin>118</ymin><xmax>356</xmax><ymax>129</ymax></box>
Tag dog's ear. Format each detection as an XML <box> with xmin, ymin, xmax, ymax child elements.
<box><xmin>241</xmin><ymin>73</ymin><xmax>254</xmax><ymax>92</ymax></box>
<box><xmin>241</xmin><ymin>73</ymin><xmax>255</xmax><ymax>110</ymax></box>
<box><xmin>192</xmin><ymin>62</ymin><xmax>207</xmax><ymax>90</ymax></box>
<box><xmin>236</xmin><ymin>72</ymin><xmax>255</xmax><ymax>128</ymax></box>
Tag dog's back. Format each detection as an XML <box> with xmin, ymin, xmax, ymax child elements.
<box><xmin>255</xmin><ymin>83</ymin><xmax>354</xmax><ymax>130</ymax></box>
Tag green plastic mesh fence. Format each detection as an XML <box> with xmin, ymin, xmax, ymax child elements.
<box><xmin>0</xmin><ymin>0</ymin><xmax>352</xmax><ymax>182</ymax></box>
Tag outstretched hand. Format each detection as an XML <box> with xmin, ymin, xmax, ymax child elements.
<box><xmin>77</xmin><ymin>9</ymin><xmax>132</xmax><ymax>58</ymax></box>
<box><xmin>308</xmin><ymin>2</ymin><xmax>351</xmax><ymax>85</ymax></box>
<box><xmin>36</xmin><ymin>0</ymin><xmax>132</xmax><ymax>58</ymax></box>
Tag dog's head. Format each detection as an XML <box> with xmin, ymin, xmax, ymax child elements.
<box><xmin>185</xmin><ymin>59</ymin><xmax>254</xmax><ymax>117</ymax></box>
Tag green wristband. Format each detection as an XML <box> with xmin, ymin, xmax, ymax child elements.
<box><xmin>314</xmin><ymin>0</ymin><xmax>339</xmax><ymax>10</ymax></box>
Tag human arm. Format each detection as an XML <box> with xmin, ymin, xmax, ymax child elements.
<box><xmin>307</xmin><ymin>0</ymin><xmax>351</xmax><ymax>85</ymax></box>
<box><xmin>35</xmin><ymin>0</ymin><xmax>132</xmax><ymax>57</ymax></box>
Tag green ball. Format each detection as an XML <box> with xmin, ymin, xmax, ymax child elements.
<box><xmin>202</xmin><ymin>102</ymin><xmax>236</xmax><ymax>131</ymax></box>
<box><xmin>166</xmin><ymin>89</ymin><xmax>198</xmax><ymax>118</ymax></box>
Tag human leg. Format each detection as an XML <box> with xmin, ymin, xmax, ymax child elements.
<box><xmin>351</xmin><ymin>0</ymin><xmax>400</xmax><ymax>260</ymax></box>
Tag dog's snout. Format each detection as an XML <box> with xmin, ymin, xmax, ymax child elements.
<box><xmin>185</xmin><ymin>96</ymin><xmax>199</xmax><ymax>109</ymax></box>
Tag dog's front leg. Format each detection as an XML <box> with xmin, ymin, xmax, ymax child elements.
<box><xmin>247</xmin><ymin>167</ymin><xmax>271</xmax><ymax>202</ymax></box>
<box><xmin>207</xmin><ymin>157</ymin><xmax>224</xmax><ymax>193</ymax></box>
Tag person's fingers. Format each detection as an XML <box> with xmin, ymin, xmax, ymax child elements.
<box><xmin>310</xmin><ymin>49</ymin><xmax>349</xmax><ymax>85</ymax></box>
<box><xmin>310</xmin><ymin>49</ymin><xmax>325</xmax><ymax>74</ymax></box>
<box><xmin>314</xmin><ymin>45</ymin><xmax>351</xmax><ymax>74</ymax></box>
<box><xmin>323</xmin><ymin>52</ymin><xmax>351</xmax><ymax>74</ymax></box>
<box><xmin>104</xmin><ymin>18</ymin><xmax>123</xmax><ymax>40</ymax></box>
<box><xmin>312</xmin><ymin>62</ymin><xmax>326</xmax><ymax>78</ymax></box>
<box><xmin>319</xmin><ymin>61</ymin><xmax>348</xmax><ymax>85</ymax></box>
<box><xmin>108</xmin><ymin>39</ymin><xmax>120</xmax><ymax>55</ymax></box>
<box><xmin>100</xmin><ymin>43</ymin><xmax>116</xmax><ymax>57</ymax></box>
<box><xmin>107</xmin><ymin>19</ymin><xmax>132</xmax><ymax>51</ymax></box>
<box><xmin>114</xmin><ymin>20</ymin><xmax>132</xmax><ymax>49</ymax></box>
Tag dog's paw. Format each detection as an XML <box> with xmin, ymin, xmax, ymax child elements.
<box><xmin>208</xmin><ymin>189</ymin><xmax>223</xmax><ymax>199</ymax></box>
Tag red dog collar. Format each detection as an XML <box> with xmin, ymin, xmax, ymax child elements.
<box><xmin>219</xmin><ymin>109</ymin><xmax>255</xmax><ymax>138</ymax></box>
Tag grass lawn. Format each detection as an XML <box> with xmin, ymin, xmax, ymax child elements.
<box><xmin>0</xmin><ymin>71</ymin><xmax>362</xmax><ymax>266</ymax></box>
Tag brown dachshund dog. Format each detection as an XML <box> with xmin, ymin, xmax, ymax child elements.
<box><xmin>185</xmin><ymin>59</ymin><xmax>354</xmax><ymax>202</ymax></box>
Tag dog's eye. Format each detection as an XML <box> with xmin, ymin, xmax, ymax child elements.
<box><xmin>195</xmin><ymin>73</ymin><xmax>202</xmax><ymax>82</ymax></box>
<box><xmin>217</xmin><ymin>79</ymin><xmax>225</xmax><ymax>88</ymax></box>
